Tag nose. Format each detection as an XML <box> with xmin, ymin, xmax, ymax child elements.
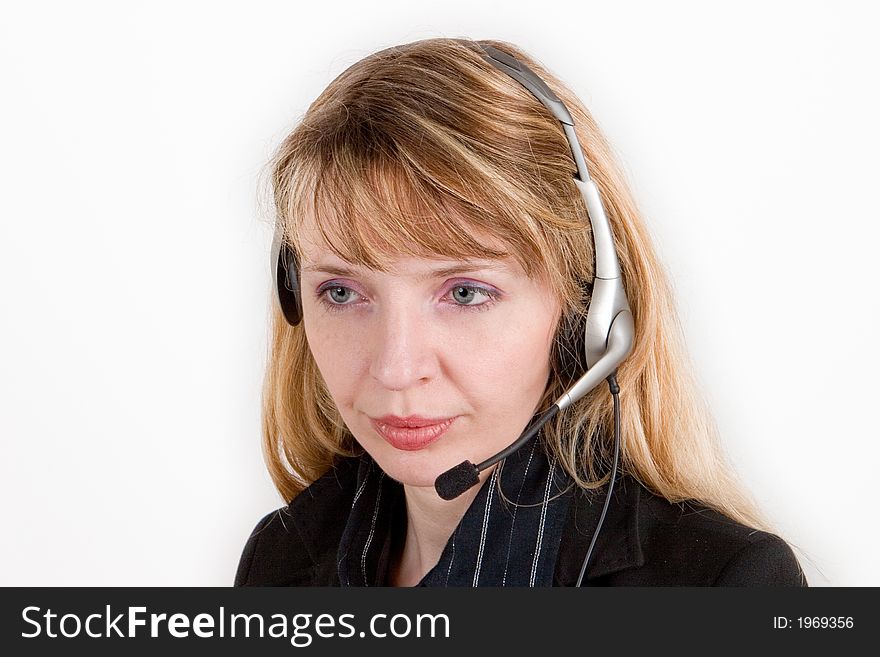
<box><xmin>368</xmin><ymin>302</ymin><xmax>438</xmax><ymax>391</ymax></box>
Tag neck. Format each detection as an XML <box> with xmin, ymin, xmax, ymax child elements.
<box><xmin>389</xmin><ymin>465</ymin><xmax>498</xmax><ymax>586</ymax></box>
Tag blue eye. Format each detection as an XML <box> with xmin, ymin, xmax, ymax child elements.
<box><xmin>323</xmin><ymin>285</ymin><xmax>359</xmax><ymax>306</ymax></box>
<box><xmin>448</xmin><ymin>284</ymin><xmax>498</xmax><ymax>311</ymax></box>
<box><xmin>315</xmin><ymin>283</ymin><xmax>500</xmax><ymax>313</ymax></box>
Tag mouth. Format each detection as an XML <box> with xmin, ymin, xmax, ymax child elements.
<box><xmin>370</xmin><ymin>417</ymin><xmax>457</xmax><ymax>451</ymax></box>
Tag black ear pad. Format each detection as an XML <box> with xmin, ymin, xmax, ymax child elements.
<box><xmin>553</xmin><ymin>280</ymin><xmax>593</xmax><ymax>385</ymax></box>
<box><xmin>276</xmin><ymin>243</ymin><xmax>303</xmax><ymax>326</ymax></box>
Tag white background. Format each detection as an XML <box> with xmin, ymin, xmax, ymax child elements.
<box><xmin>1</xmin><ymin>0</ymin><xmax>877</xmax><ymax>586</ymax></box>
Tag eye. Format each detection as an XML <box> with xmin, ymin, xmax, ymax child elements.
<box><xmin>316</xmin><ymin>284</ymin><xmax>363</xmax><ymax>312</ymax></box>
<box><xmin>446</xmin><ymin>284</ymin><xmax>499</xmax><ymax>312</ymax></box>
<box><xmin>314</xmin><ymin>281</ymin><xmax>502</xmax><ymax>314</ymax></box>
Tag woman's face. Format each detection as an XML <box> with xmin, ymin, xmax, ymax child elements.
<box><xmin>298</xmin><ymin>213</ymin><xmax>561</xmax><ymax>490</ymax></box>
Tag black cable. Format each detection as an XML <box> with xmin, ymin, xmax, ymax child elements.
<box><xmin>575</xmin><ymin>372</ymin><xmax>621</xmax><ymax>587</ymax></box>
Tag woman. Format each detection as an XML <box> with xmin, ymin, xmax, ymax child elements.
<box><xmin>235</xmin><ymin>37</ymin><xmax>807</xmax><ymax>587</ymax></box>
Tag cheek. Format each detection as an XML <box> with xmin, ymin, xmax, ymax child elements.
<box><xmin>452</xmin><ymin>315</ymin><xmax>556</xmax><ymax>403</ymax></box>
<box><xmin>303</xmin><ymin>316</ymin><xmax>359</xmax><ymax>399</ymax></box>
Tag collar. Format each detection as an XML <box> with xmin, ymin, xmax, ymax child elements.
<box><xmin>290</xmin><ymin>437</ymin><xmax>648</xmax><ymax>586</ymax></box>
<box><xmin>336</xmin><ymin>436</ymin><xmax>575</xmax><ymax>587</ymax></box>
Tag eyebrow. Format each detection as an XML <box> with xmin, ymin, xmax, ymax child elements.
<box><xmin>301</xmin><ymin>260</ymin><xmax>512</xmax><ymax>281</ymax></box>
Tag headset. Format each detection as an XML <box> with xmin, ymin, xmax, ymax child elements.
<box><xmin>270</xmin><ymin>43</ymin><xmax>635</xmax><ymax>586</ymax></box>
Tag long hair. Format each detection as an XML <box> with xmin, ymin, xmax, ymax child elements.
<box><xmin>259</xmin><ymin>36</ymin><xmax>776</xmax><ymax>535</ymax></box>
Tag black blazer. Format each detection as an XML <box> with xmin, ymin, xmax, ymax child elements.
<box><xmin>235</xmin><ymin>456</ymin><xmax>807</xmax><ymax>587</ymax></box>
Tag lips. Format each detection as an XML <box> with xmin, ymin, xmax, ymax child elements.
<box><xmin>373</xmin><ymin>414</ymin><xmax>453</xmax><ymax>428</ymax></box>
<box><xmin>370</xmin><ymin>415</ymin><xmax>457</xmax><ymax>451</ymax></box>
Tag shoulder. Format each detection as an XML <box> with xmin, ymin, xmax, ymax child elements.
<box><xmin>234</xmin><ymin>456</ymin><xmax>361</xmax><ymax>586</ymax></box>
<box><xmin>629</xmin><ymin>478</ymin><xmax>808</xmax><ymax>586</ymax></box>
<box><xmin>562</xmin><ymin>473</ymin><xmax>807</xmax><ymax>587</ymax></box>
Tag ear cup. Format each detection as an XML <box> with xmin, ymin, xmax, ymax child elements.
<box><xmin>276</xmin><ymin>243</ymin><xmax>303</xmax><ymax>326</ymax></box>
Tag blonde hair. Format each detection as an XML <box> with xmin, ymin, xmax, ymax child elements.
<box><xmin>260</xmin><ymin>37</ymin><xmax>777</xmax><ymax>536</ymax></box>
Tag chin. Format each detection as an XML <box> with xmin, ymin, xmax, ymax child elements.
<box><xmin>359</xmin><ymin>435</ymin><xmax>461</xmax><ymax>490</ymax></box>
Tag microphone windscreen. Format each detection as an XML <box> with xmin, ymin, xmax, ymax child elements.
<box><xmin>434</xmin><ymin>461</ymin><xmax>481</xmax><ymax>500</ymax></box>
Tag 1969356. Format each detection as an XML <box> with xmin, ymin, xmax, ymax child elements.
<box><xmin>773</xmin><ymin>617</ymin><xmax>854</xmax><ymax>629</ymax></box>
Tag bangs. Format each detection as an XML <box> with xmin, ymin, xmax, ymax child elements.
<box><xmin>286</xmin><ymin>141</ymin><xmax>547</xmax><ymax>279</ymax></box>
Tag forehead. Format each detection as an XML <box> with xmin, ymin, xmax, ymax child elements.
<box><xmin>294</xmin><ymin>203</ymin><xmax>524</xmax><ymax>277</ymax></box>
<box><xmin>302</xmin><ymin>253</ymin><xmax>520</xmax><ymax>283</ymax></box>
